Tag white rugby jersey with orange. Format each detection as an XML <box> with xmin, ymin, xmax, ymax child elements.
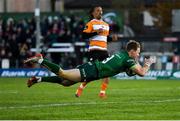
<box><xmin>83</xmin><ymin>19</ymin><xmax>109</xmax><ymax>51</ymax></box>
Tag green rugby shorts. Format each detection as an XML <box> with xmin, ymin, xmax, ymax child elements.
<box><xmin>77</xmin><ymin>62</ymin><xmax>98</xmax><ymax>82</ymax></box>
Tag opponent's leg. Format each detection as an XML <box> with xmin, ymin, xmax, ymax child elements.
<box><xmin>99</xmin><ymin>77</ymin><xmax>109</xmax><ymax>98</ymax></box>
<box><xmin>75</xmin><ymin>82</ymin><xmax>88</xmax><ymax>97</ymax></box>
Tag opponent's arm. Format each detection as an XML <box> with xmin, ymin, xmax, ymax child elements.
<box><xmin>82</xmin><ymin>22</ymin><xmax>99</xmax><ymax>39</ymax></box>
<box><xmin>82</xmin><ymin>32</ymin><xmax>98</xmax><ymax>39</ymax></box>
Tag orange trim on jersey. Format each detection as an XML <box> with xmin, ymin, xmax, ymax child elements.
<box><xmin>89</xmin><ymin>40</ymin><xmax>107</xmax><ymax>48</ymax></box>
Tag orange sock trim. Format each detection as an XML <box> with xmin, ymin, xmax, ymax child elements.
<box><xmin>101</xmin><ymin>82</ymin><xmax>108</xmax><ymax>91</ymax></box>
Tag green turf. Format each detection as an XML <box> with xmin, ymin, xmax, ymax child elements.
<box><xmin>0</xmin><ymin>77</ymin><xmax>180</xmax><ymax>120</ymax></box>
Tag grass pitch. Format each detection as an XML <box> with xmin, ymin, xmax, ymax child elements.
<box><xmin>0</xmin><ymin>77</ymin><xmax>180</xmax><ymax>120</ymax></box>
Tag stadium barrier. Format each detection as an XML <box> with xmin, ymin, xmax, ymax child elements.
<box><xmin>30</xmin><ymin>42</ymin><xmax>87</xmax><ymax>53</ymax></box>
<box><xmin>0</xmin><ymin>68</ymin><xmax>179</xmax><ymax>80</ymax></box>
<box><xmin>114</xmin><ymin>70</ymin><xmax>180</xmax><ymax>80</ymax></box>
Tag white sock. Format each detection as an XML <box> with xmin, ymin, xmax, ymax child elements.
<box><xmin>37</xmin><ymin>77</ymin><xmax>42</xmax><ymax>82</ymax></box>
<box><xmin>38</xmin><ymin>59</ymin><xmax>43</xmax><ymax>64</ymax></box>
<box><xmin>100</xmin><ymin>90</ymin><xmax>105</xmax><ymax>94</ymax></box>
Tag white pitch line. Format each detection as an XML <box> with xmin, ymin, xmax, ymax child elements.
<box><xmin>1</xmin><ymin>98</ymin><xmax>180</xmax><ymax>110</ymax></box>
<box><xmin>145</xmin><ymin>98</ymin><xmax>180</xmax><ymax>103</ymax></box>
<box><xmin>0</xmin><ymin>102</ymin><xmax>118</xmax><ymax>110</ymax></box>
<box><xmin>0</xmin><ymin>91</ymin><xmax>18</xmax><ymax>94</ymax></box>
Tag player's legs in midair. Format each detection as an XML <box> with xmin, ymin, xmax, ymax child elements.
<box><xmin>24</xmin><ymin>54</ymin><xmax>81</xmax><ymax>87</ymax></box>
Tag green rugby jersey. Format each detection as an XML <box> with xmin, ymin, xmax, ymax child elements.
<box><xmin>94</xmin><ymin>51</ymin><xmax>136</xmax><ymax>78</ymax></box>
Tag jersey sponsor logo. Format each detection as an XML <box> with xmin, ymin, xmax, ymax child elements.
<box><xmin>93</xmin><ymin>25</ymin><xmax>109</xmax><ymax>31</ymax></box>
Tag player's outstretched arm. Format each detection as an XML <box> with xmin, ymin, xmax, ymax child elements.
<box><xmin>132</xmin><ymin>57</ymin><xmax>156</xmax><ymax>76</ymax></box>
<box><xmin>131</xmin><ymin>64</ymin><xmax>150</xmax><ymax>76</ymax></box>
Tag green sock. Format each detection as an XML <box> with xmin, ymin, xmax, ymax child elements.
<box><xmin>41</xmin><ymin>76</ymin><xmax>77</xmax><ymax>86</ymax></box>
<box><xmin>41</xmin><ymin>59</ymin><xmax>61</xmax><ymax>74</ymax></box>
<box><xmin>41</xmin><ymin>76</ymin><xmax>63</xmax><ymax>84</ymax></box>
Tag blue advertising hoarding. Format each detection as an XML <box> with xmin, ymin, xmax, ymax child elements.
<box><xmin>0</xmin><ymin>68</ymin><xmax>55</xmax><ymax>77</ymax></box>
<box><xmin>0</xmin><ymin>69</ymin><xmax>179</xmax><ymax>80</ymax></box>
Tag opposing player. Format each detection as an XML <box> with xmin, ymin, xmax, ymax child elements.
<box><xmin>76</xmin><ymin>6</ymin><xmax>111</xmax><ymax>98</ymax></box>
<box><xmin>24</xmin><ymin>40</ymin><xmax>156</xmax><ymax>90</ymax></box>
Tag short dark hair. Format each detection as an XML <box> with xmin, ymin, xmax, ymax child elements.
<box><xmin>126</xmin><ymin>40</ymin><xmax>140</xmax><ymax>51</ymax></box>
